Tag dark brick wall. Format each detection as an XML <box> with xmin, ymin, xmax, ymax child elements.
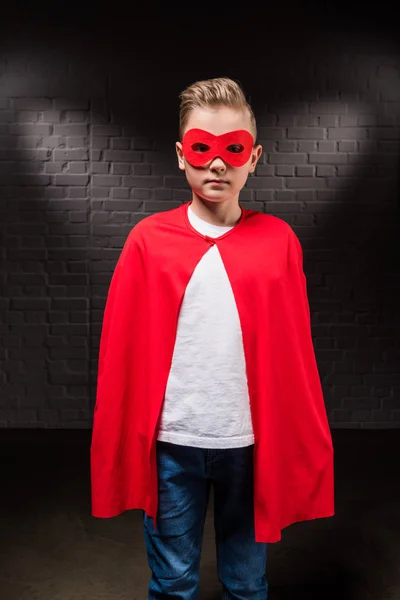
<box><xmin>0</xmin><ymin>5</ymin><xmax>399</xmax><ymax>428</ymax></box>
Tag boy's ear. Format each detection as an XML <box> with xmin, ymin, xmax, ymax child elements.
<box><xmin>176</xmin><ymin>141</ymin><xmax>185</xmax><ymax>171</ymax></box>
<box><xmin>249</xmin><ymin>144</ymin><xmax>263</xmax><ymax>174</ymax></box>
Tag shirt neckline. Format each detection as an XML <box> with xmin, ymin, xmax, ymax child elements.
<box><xmin>182</xmin><ymin>200</ymin><xmax>246</xmax><ymax>242</ymax></box>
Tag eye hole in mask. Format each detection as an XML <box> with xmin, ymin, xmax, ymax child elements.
<box><xmin>192</xmin><ymin>143</ymin><xmax>210</xmax><ymax>153</ymax></box>
<box><xmin>227</xmin><ymin>144</ymin><xmax>244</xmax><ymax>153</ymax></box>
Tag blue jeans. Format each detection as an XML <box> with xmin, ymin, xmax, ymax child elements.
<box><xmin>143</xmin><ymin>441</ymin><xmax>268</xmax><ymax>599</ymax></box>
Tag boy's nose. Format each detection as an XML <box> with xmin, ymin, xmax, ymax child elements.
<box><xmin>208</xmin><ymin>156</ymin><xmax>226</xmax><ymax>169</ymax></box>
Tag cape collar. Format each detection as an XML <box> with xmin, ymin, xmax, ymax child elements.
<box><xmin>182</xmin><ymin>201</ymin><xmax>246</xmax><ymax>242</ymax></box>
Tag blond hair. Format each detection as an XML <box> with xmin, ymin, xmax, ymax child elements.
<box><xmin>178</xmin><ymin>77</ymin><xmax>257</xmax><ymax>142</ymax></box>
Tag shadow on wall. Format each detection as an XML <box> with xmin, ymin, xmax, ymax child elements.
<box><xmin>0</xmin><ymin>13</ymin><xmax>399</xmax><ymax>428</ymax></box>
<box><xmin>305</xmin><ymin>115</ymin><xmax>400</xmax><ymax>425</ymax></box>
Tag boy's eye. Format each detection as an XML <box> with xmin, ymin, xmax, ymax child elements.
<box><xmin>227</xmin><ymin>144</ymin><xmax>244</xmax><ymax>153</ymax></box>
<box><xmin>192</xmin><ymin>143</ymin><xmax>210</xmax><ymax>153</ymax></box>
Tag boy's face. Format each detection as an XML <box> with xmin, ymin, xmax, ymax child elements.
<box><xmin>176</xmin><ymin>105</ymin><xmax>263</xmax><ymax>205</ymax></box>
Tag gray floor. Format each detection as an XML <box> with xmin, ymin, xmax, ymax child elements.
<box><xmin>0</xmin><ymin>430</ymin><xmax>399</xmax><ymax>600</ymax></box>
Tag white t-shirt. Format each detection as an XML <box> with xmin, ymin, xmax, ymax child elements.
<box><xmin>157</xmin><ymin>205</ymin><xmax>255</xmax><ymax>449</ymax></box>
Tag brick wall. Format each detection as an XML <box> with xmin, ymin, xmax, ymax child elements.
<box><xmin>0</xmin><ymin>14</ymin><xmax>399</xmax><ymax>428</ymax></box>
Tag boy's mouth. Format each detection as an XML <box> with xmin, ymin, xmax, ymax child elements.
<box><xmin>206</xmin><ymin>179</ymin><xmax>228</xmax><ymax>184</ymax></box>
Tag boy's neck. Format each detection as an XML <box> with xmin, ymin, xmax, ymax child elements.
<box><xmin>190</xmin><ymin>195</ymin><xmax>242</xmax><ymax>227</ymax></box>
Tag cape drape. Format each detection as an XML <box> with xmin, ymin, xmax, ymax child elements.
<box><xmin>90</xmin><ymin>201</ymin><xmax>334</xmax><ymax>543</ymax></box>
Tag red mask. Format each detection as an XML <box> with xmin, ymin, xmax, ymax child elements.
<box><xmin>182</xmin><ymin>128</ymin><xmax>254</xmax><ymax>167</ymax></box>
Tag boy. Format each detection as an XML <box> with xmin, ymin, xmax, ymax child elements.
<box><xmin>90</xmin><ymin>77</ymin><xmax>335</xmax><ymax>599</ymax></box>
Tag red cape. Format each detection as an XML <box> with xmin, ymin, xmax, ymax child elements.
<box><xmin>90</xmin><ymin>201</ymin><xmax>335</xmax><ymax>543</ymax></box>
